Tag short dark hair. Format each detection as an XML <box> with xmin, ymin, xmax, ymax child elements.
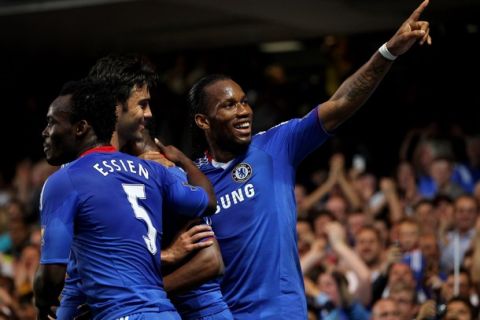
<box><xmin>60</xmin><ymin>79</ymin><xmax>116</xmax><ymax>144</ymax></box>
<box><xmin>356</xmin><ymin>225</ymin><xmax>382</xmax><ymax>242</ymax></box>
<box><xmin>445</xmin><ymin>297</ymin><xmax>476</xmax><ymax>319</ymax></box>
<box><xmin>88</xmin><ymin>54</ymin><xmax>158</xmax><ymax>106</ymax></box>
<box><xmin>188</xmin><ymin>74</ymin><xmax>232</xmax><ymax>156</ymax></box>
<box><xmin>447</xmin><ymin>267</ymin><xmax>472</xmax><ymax>285</ymax></box>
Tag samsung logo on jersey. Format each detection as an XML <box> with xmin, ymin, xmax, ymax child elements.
<box><xmin>216</xmin><ymin>183</ymin><xmax>255</xmax><ymax>213</ymax></box>
<box><xmin>93</xmin><ymin>159</ymin><xmax>149</xmax><ymax>180</ymax></box>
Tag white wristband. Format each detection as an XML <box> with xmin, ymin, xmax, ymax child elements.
<box><xmin>378</xmin><ymin>42</ymin><xmax>397</xmax><ymax>61</ymax></box>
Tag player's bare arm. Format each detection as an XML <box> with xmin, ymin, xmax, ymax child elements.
<box><xmin>319</xmin><ymin>0</ymin><xmax>431</xmax><ymax>132</ymax></box>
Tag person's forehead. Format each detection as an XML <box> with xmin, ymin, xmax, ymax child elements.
<box><xmin>390</xmin><ymin>289</ymin><xmax>413</xmax><ymax>299</ymax></box>
<box><xmin>128</xmin><ymin>85</ymin><xmax>150</xmax><ymax>99</ymax></box>
<box><xmin>376</xmin><ymin>300</ymin><xmax>396</xmax><ymax>311</ymax></box>
<box><xmin>399</xmin><ymin>222</ymin><xmax>418</xmax><ymax>231</ymax></box>
<box><xmin>456</xmin><ymin>197</ymin><xmax>476</xmax><ymax>207</ymax></box>
<box><xmin>49</xmin><ymin>95</ymin><xmax>72</xmax><ymax>115</ymax></box>
<box><xmin>206</xmin><ymin>80</ymin><xmax>244</xmax><ymax>100</ymax></box>
<box><xmin>448</xmin><ymin>302</ymin><xmax>469</xmax><ymax>310</ymax></box>
<box><xmin>358</xmin><ymin>230</ymin><xmax>376</xmax><ymax>240</ymax></box>
<box><xmin>392</xmin><ymin>263</ymin><xmax>410</xmax><ymax>272</ymax></box>
<box><xmin>130</xmin><ymin>83</ymin><xmax>149</xmax><ymax>94</ymax></box>
<box><xmin>297</xmin><ymin>221</ymin><xmax>310</xmax><ymax>227</ymax></box>
<box><xmin>447</xmin><ymin>273</ymin><xmax>468</xmax><ymax>283</ymax></box>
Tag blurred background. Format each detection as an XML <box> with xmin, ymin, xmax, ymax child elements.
<box><xmin>1</xmin><ymin>0</ymin><xmax>479</xmax><ymax>182</ymax></box>
<box><xmin>1</xmin><ymin>2</ymin><xmax>480</xmax><ymax>318</ymax></box>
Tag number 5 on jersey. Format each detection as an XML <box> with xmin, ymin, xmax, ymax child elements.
<box><xmin>122</xmin><ymin>184</ymin><xmax>158</xmax><ymax>255</ymax></box>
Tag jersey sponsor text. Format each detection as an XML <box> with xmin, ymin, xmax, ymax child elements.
<box><xmin>216</xmin><ymin>183</ymin><xmax>255</xmax><ymax>213</ymax></box>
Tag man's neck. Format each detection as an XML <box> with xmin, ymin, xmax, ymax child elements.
<box><xmin>209</xmin><ymin>149</ymin><xmax>237</xmax><ymax>163</ymax></box>
<box><xmin>110</xmin><ymin>131</ymin><xmax>121</xmax><ymax>150</ymax></box>
<box><xmin>207</xmin><ymin>139</ymin><xmax>248</xmax><ymax>163</ymax></box>
<box><xmin>77</xmin><ymin>142</ymin><xmax>111</xmax><ymax>158</ymax></box>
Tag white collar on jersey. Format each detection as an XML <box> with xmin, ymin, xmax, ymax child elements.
<box><xmin>211</xmin><ymin>159</ymin><xmax>234</xmax><ymax>170</ymax></box>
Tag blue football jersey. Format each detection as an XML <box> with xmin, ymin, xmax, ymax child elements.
<box><xmin>195</xmin><ymin>108</ymin><xmax>331</xmax><ymax>319</ymax></box>
<box><xmin>56</xmin><ymin>254</ymin><xmax>86</xmax><ymax>320</ymax></box>
<box><xmin>40</xmin><ymin>148</ymin><xmax>209</xmax><ymax>320</ymax></box>
<box><xmin>163</xmin><ymin>166</ymin><xmax>230</xmax><ymax>319</ymax></box>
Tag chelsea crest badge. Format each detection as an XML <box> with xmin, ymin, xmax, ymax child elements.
<box><xmin>231</xmin><ymin>163</ymin><xmax>253</xmax><ymax>183</ymax></box>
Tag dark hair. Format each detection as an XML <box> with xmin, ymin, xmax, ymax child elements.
<box><xmin>60</xmin><ymin>79</ymin><xmax>116</xmax><ymax>144</ymax></box>
<box><xmin>413</xmin><ymin>198</ymin><xmax>433</xmax><ymax>211</ymax></box>
<box><xmin>88</xmin><ymin>54</ymin><xmax>158</xmax><ymax>107</ymax></box>
<box><xmin>447</xmin><ymin>267</ymin><xmax>472</xmax><ymax>285</ymax></box>
<box><xmin>444</xmin><ymin>297</ymin><xmax>476</xmax><ymax>319</ymax></box>
<box><xmin>309</xmin><ymin>208</ymin><xmax>335</xmax><ymax>223</ymax></box>
<box><xmin>318</xmin><ymin>268</ymin><xmax>350</xmax><ymax>308</ymax></box>
<box><xmin>188</xmin><ymin>74</ymin><xmax>231</xmax><ymax>156</ymax></box>
<box><xmin>356</xmin><ymin>225</ymin><xmax>382</xmax><ymax>242</ymax></box>
<box><xmin>432</xmin><ymin>194</ymin><xmax>453</xmax><ymax>206</ymax></box>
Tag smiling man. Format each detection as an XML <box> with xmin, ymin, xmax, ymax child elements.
<box><xmin>34</xmin><ymin>79</ymin><xmax>217</xmax><ymax>320</ymax></box>
<box><xmin>189</xmin><ymin>1</ymin><xmax>431</xmax><ymax>318</ymax></box>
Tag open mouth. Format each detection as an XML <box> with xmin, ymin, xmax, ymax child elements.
<box><xmin>233</xmin><ymin>121</ymin><xmax>251</xmax><ymax>133</ymax></box>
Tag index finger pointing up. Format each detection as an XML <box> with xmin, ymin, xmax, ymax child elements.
<box><xmin>154</xmin><ymin>138</ymin><xmax>166</xmax><ymax>151</ymax></box>
<box><xmin>409</xmin><ymin>0</ymin><xmax>429</xmax><ymax>21</ymax></box>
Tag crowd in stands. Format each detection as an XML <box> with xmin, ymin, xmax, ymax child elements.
<box><xmin>0</xmin><ymin>34</ymin><xmax>478</xmax><ymax>319</ymax></box>
<box><xmin>296</xmin><ymin>129</ymin><xmax>480</xmax><ymax>319</ymax></box>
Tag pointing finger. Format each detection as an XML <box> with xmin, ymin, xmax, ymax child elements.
<box><xmin>409</xmin><ymin>0</ymin><xmax>429</xmax><ymax>22</ymax></box>
<box><xmin>154</xmin><ymin>138</ymin><xmax>166</xmax><ymax>151</ymax></box>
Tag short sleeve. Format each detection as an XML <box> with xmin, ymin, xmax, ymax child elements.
<box><xmin>157</xmin><ymin>165</ymin><xmax>209</xmax><ymax>218</ymax></box>
<box><xmin>39</xmin><ymin>172</ymin><xmax>78</xmax><ymax>264</ymax></box>
<box><xmin>254</xmin><ymin>106</ymin><xmax>332</xmax><ymax>167</ymax></box>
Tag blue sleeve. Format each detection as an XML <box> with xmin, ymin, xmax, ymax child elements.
<box><xmin>61</xmin><ymin>255</ymin><xmax>86</xmax><ymax>301</ymax></box>
<box><xmin>158</xmin><ymin>165</ymin><xmax>209</xmax><ymax>218</ymax></box>
<box><xmin>254</xmin><ymin>106</ymin><xmax>332</xmax><ymax>167</ymax></box>
<box><xmin>345</xmin><ymin>302</ymin><xmax>370</xmax><ymax>320</ymax></box>
<box><xmin>39</xmin><ymin>171</ymin><xmax>78</xmax><ymax>265</ymax></box>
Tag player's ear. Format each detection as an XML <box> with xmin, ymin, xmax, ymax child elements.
<box><xmin>115</xmin><ymin>103</ymin><xmax>123</xmax><ymax>117</ymax></box>
<box><xmin>75</xmin><ymin>120</ymin><xmax>90</xmax><ymax>137</ymax></box>
<box><xmin>195</xmin><ymin>113</ymin><xmax>210</xmax><ymax>130</ymax></box>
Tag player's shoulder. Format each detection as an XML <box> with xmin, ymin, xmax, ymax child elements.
<box><xmin>253</xmin><ymin>116</ymin><xmax>303</xmax><ymax>140</ymax></box>
<box><xmin>167</xmin><ymin>165</ymin><xmax>186</xmax><ymax>180</ymax></box>
<box><xmin>40</xmin><ymin>165</ymin><xmax>78</xmax><ymax>210</ymax></box>
<box><xmin>45</xmin><ymin>162</ymin><xmax>74</xmax><ymax>186</ymax></box>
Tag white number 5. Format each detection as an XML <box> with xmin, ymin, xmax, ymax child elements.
<box><xmin>122</xmin><ymin>184</ymin><xmax>158</xmax><ymax>255</ymax></box>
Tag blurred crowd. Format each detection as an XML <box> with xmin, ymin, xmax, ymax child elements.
<box><xmin>296</xmin><ymin>128</ymin><xmax>480</xmax><ymax>319</ymax></box>
<box><xmin>0</xmin><ymin>160</ymin><xmax>55</xmax><ymax>318</ymax></box>
<box><xmin>0</xmin><ymin>34</ymin><xmax>479</xmax><ymax>319</ymax></box>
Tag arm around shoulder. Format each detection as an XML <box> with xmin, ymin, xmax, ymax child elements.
<box><xmin>155</xmin><ymin>140</ymin><xmax>217</xmax><ymax>215</ymax></box>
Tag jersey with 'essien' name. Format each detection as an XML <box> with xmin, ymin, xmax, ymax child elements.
<box><xmin>162</xmin><ymin>166</ymin><xmax>229</xmax><ymax>319</ymax></box>
<box><xmin>40</xmin><ymin>148</ymin><xmax>209</xmax><ymax>320</ymax></box>
<box><xmin>196</xmin><ymin>107</ymin><xmax>331</xmax><ymax>319</ymax></box>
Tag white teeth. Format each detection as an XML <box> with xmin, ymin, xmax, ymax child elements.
<box><xmin>235</xmin><ymin>122</ymin><xmax>250</xmax><ymax>129</ymax></box>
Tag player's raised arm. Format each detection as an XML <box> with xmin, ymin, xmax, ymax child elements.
<box><xmin>319</xmin><ymin>0</ymin><xmax>431</xmax><ymax>132</ymax></box>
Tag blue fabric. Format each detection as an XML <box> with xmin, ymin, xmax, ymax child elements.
<box><xmin>197</xmin><ymin>107</ymin><xmax>331</xmax><ymax>319</ymax></box>
<box><xmin>119</xmin><ymin>311</ymin><xmax>181</xmax><ymax>320</ymax></box>
<box><xmin>40</xmin><ymin>150</ymin><xmax>209</xmax><ymax>320</ymax></box>
<box><xmin>0</xmin><ymin>234</ymin><xmax>12</xmax><ymax>252</ymax></box>
<box><xmin>163</xmin><ymin>167</ymin><xmax>230</xmax><ymax>319</ymax></box>
<box><xmin>321</xmin><ymin>302</ymin><xmax>370</xmax><ymax>320</ymax></box>
<box><xmin>192</xmin><ymin>308</ymin><xmax>234</xmax><ymax>320</ymax></box>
